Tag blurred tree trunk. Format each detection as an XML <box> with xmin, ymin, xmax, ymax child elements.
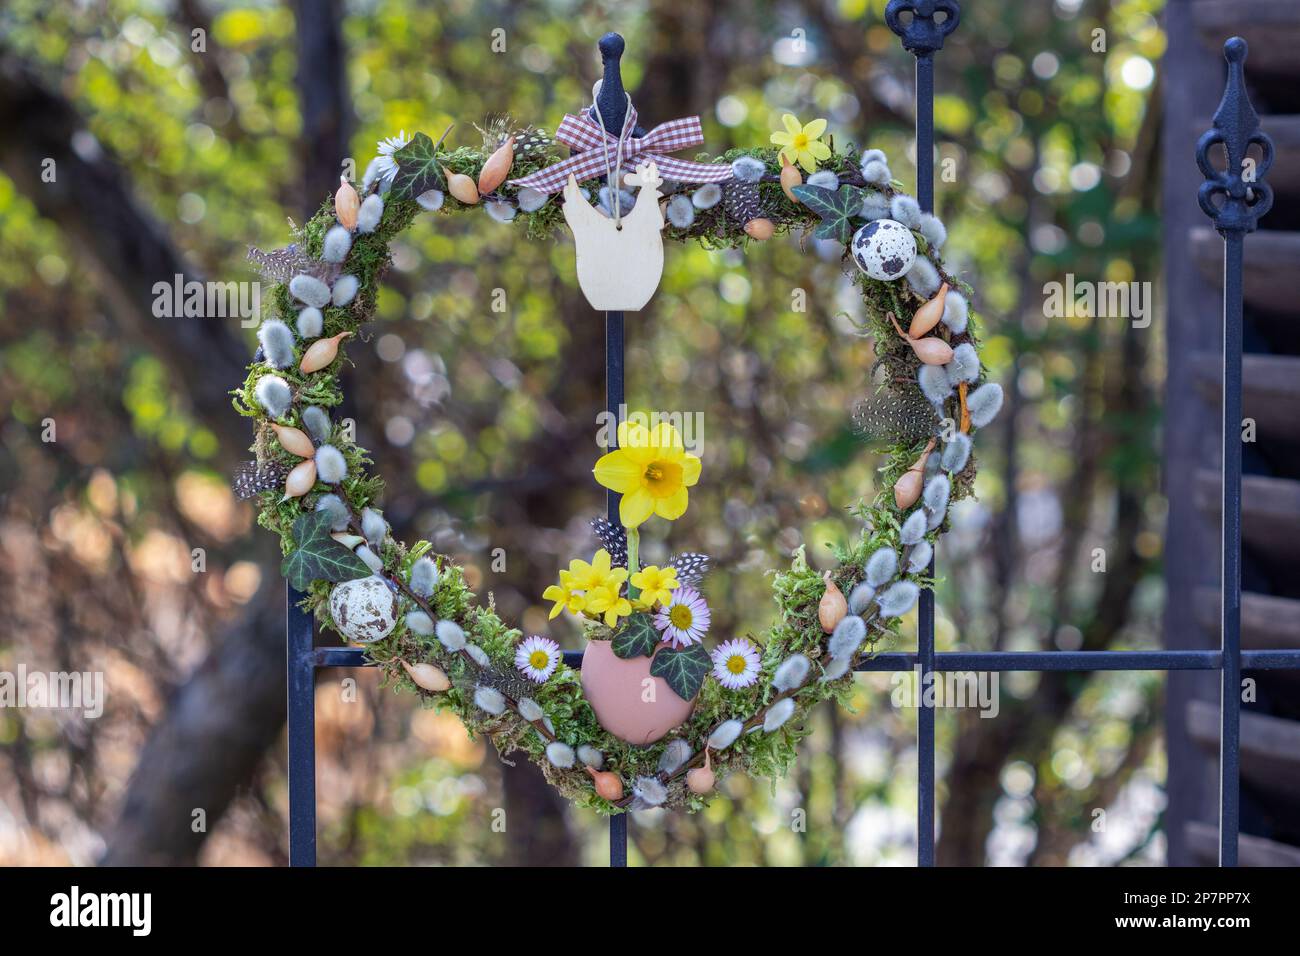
<box><xmin>293</xmin><ymin>0</ymin><xmax>353</xmax><ymax>219</ymax></box>
<box><xmin>100</xmin><ymin>582</ymin><xmax>285</xmax><ymax>865</ymax></box>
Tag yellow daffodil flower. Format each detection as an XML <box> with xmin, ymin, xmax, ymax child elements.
<box><xmin>593</xmin><ymin>421</ymin><xmax>702</xmax><ymax>529</ymax></box>
<box><xmin>543</xmin><ymin>583</ymin><xmax>585</xmax><ymax>619</ymax></box>
<box><xmin>585</xmin><ymin>584</ymin><xmax>633</xmax><ymax>627</ymax></box>
<box><xmin>770</xmin><ymin>114</ymin><xmax>831</xmax><ymax>173</ymax></box>
<box><xmin>631</xmin><ymin>565</ymin><xmax>679</xmax><ymax>607</ymax></box>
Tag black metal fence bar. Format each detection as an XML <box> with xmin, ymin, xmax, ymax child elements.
<box><xmin>286</xmin><ymin>585</ymin><xmax>317</xmax><ymax>866</ymax></box>
<box><xmin>605</xmin><ymin>310</ymin><xmax>626</xmax><ymax>867</ymax></box>
<box><xmin>313</xmin><ymin>646</ymin><xmax>1300</xmax><ymax>672</ymax></box>
<box><xmin>887</xmin><ymin>0</ymin><xmax>960</xmax><ymax>869</ymax></box>
<box><xmin>1195</xmin><ymin>35</ymin><xmax>1273</xmax><ymax>867</ymax></box>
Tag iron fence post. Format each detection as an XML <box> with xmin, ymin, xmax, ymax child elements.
<box><xmin>606</xmin><ymin>308</ymin><xmax>628</xmax><ymax>867</ymax></box>
<box><xmin>1219</xmin><ymin>230</ymin><xmax>1243</xmax><ymax>868</ymax></box>
<box><xmin>1195</xmin><ymin>36</ymin><xmax>1273</xmax><ymax>868</ymax></box>
<box><xmin>287</xmin><ymin>583</ymin><xmax>318</xmax><ymax>866</ymax></box>
<box><xmin>593</xmin><ymin>31</ymin><xmax>635</xmax><ymax>870</ymax></box>
<box><xmin>886</xmin><ymin>0</ymin><xmax>960</xmax><ymax>869</ymax></box>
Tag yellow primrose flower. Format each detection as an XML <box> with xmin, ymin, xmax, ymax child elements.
<box><xmin>631</xmin><ymin>565</ymin><xmax>679</xmax><ymax>607</ymax></box>
<box><xmin>565</xmin><ymin>548</ymin><xmax>625</xmax><ymax>592</ymax></box>
<box><xmin>543</xmin><ymin>583</ymin><xmax>585</xmax><ymax>619</ymax></box>
<box><xmin>770</xmin><ymin>114</ymin><xmax>831</xmax><ymax>173</ymax></box>
<box><xmin>585</xmin><ymin>584</ymin><xmax>633</xmax><ymax>627</ymax></box>
<box><xmin>593</xmin><ymin>421</ymin><xmax>702</xmax><ymax>529</ymax></box>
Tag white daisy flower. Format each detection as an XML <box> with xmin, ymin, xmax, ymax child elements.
<box><xmin>374</xmin><ymin>130</ymin><xmax>411</xmax><ymax>184</ymax></box>
<box><xmin>711</xmin><ymin>638</ymin><xmax>761</xmax><ymax>689</ymax></box>
<box><xmin>515</xmin><ymin>635</ymin><xmax>561</xmax><ymax>683</ymax></box>
<box><xmin>653</xmin><ymin>585</ymin><xmax>711</xmax><ymax>648</ymax></box>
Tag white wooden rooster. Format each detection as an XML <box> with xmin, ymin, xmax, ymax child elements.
<box><xmin>562</xmin><ymin>160</ymin><xmax>665</xmax><ymax>312</ymax></box>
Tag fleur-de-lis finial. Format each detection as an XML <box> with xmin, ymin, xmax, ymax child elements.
<box><xmin>885</xmin><ymin>0</ymin><xmax>962</xmax><ymax>56</ymax></box>
<box><xmin>1197</xmin><ymin>37</ymin><xmax>1273</xmax><ymax>235</ymax></box>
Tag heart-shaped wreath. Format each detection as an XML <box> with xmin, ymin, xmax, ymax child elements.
<box><xmin>233</xmin><ymin>113</ymin><xmax>999</xmax><ymax>812</ymax></box>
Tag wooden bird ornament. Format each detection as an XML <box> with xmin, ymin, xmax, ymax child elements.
<box><xmin>562</xmin><ymin>161</ymin><xmax>666</xmax><ymax>311</ymax></box>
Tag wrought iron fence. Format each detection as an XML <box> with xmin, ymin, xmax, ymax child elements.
<box><xmin>283</xmin><ymin>1</ymin><xmax>1300</xmax><ymax>868</ymax></box>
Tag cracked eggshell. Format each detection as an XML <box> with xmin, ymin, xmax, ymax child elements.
<box><xmin>850</xmin><ymin>219</ymin><xmax>917</xmax><ymax>281</ymax></box>
<box><xmin>328</xmin><ymin>575</ymin><xmax>398</xmax><ymax>643</ymax></box>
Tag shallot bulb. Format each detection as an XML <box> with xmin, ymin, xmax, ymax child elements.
<box><xmin>893</xmin><ymin>437</ymin><xmax>937</xmax><ymax>510</ymax></box>
<box><xmin>686</xmin><ymin>749</ymin><xmax>716</xmax><ymax>794</ymax></box>
<box><xmin>889</xmin><ymin>312</ymin><xmax>953</xmax><ymax>366</ymax></box>
<box><xmin>780</xmin><ymin>154</ymin><xmax>803</xmax><ymax>203</ymax></box>
<box><xmin>477</xmin><ymin>137</ymin><xmax>515</xmax><ymax>195</ymax></box>
<box><xmin>299</xmin><ymin>331</ymin><xmax>351</xmax><ymax>374</ymax></box>
<box><xmin>442</xmin><ymin>166</ymin><xmax>480</xmax><ymax>205</ymax></box>
<box><xmin>335</xmin><ymin>177</ymin><xmax>360</xmax><ymax>230</ymax></box>
<box><xmin>909</xmin><ymin>282</ymin><xmax>949</xmax><ymax>339</ymax></box>
<box><xmin>586</xmin><ymin>766</ymin><xmax>624</xmax><ymax>801</ymax></box>
<box><xmin>818</xmin><ymin>571</ymin><xmax>848</xmax><ymax>633</ymax></box>
<box><xmin>284</xmin><ymin>459</ymin><xmax>317</xmax><ymax>498</ymax></box>
<box><xmin>271</xmin><ymin>423</ymin><xmax>315</xmax><ymax>459</ymax></box>
<box><xmin>401</xmin><ymin>660</ymin><xmax>451</xmax><ymax>692</ymax></box>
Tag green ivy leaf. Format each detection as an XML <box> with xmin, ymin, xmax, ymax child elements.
<box><xmin>791</xmin><ymin>183</ymin><xmax>864</xmax><ymax>244</ymax></box>
<box><xmin>281</xmin><ymin>511</ymin><xmax>372</xmax><ymax>591</ymax></box>
<box><xmin>611</xmin><ymin>612</ymin><xmax>659</xmax><ymax>659</ymax></box>
<box><xmin>649</xmin><ymin>644</ymin><xmax>711</xmax><ymax>702</ymax></box>
<box><xmin>389</xmin><ymin>132</ymin><xmax>444</xmax><ymax>201</ymax></box>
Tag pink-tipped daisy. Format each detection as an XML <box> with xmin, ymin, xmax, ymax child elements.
<box><xmin>515</xmin><ymin>635</ymin><xmax>561</xmax><ymax>683</ymax></box>
<box><xmin>711</xmin><ymin>639</ymin><xmax>761</xmax><ymax>689</ymax></box>
<box><xmin>653</xmin><ymin>586</ymin><xmax>711</xmax><ymax>648</ymax></box>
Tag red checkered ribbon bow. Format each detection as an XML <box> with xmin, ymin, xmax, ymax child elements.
<box><xmin>509</xmin><ymin>105</ymin><xmax>732</xmax><ymax>195</ymax></box>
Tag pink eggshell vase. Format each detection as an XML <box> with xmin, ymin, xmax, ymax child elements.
<box><xmin>580</xmin><ymin>640</ymin><xmax>696</xmax><ymax>745</ymax></box>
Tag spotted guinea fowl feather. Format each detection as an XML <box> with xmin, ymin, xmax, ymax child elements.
<box><xmin>668</xmin><ymin>552</ymin><xmax>710</xmax><ymax>586</ymax></box>
<box><xmin>589</xmin><ymin>516</ymin><xmax>628</xmax><ymax>567</ymax></box>
<box><xmin>247</xmin><ymin>244</ymin><xmax>340</xmax><ymax>285</ymax></box>
<box><xmin>232</xmin><ymin>460</ymin><xmax>289</xmax><ymax>500</ymax></box>
<box><xmin>589</xmin><ymin>517</ymin><xmax>709</xmax><ymax>585</ymax></box>
<box><xmin>852</xmin><ymin>389</ymin><xmax>939</xmax><ymax>447</ymax></box>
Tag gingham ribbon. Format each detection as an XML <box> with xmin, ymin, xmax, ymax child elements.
<box><xmin>509</xmin><ymin>105</ymin><xmax>731</xmax><ymax>195</ymax></box>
